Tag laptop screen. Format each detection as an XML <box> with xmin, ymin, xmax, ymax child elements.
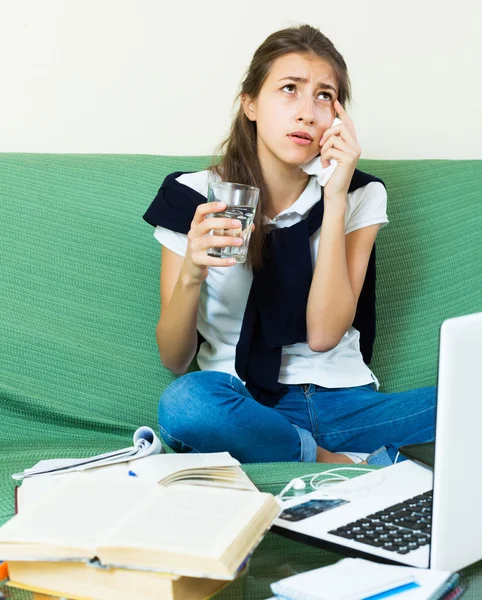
<box><xmin>399</xmin><ymin>442</ymin><xmax>435</xmax><ymax>468</ymax></box>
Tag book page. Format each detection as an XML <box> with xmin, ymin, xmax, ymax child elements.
<box><xmin>0</xmin><ymin>476</ymin><xmax>152</xmax><ymax>554</ymax></box>
<box><xmin>164</xmin><ymin>468</ymin><xmax>258</xmax><ymax>491</ymax></box>
<box><xmin>100</xmin><ymin>484</ymin><xmax>272</xmax><ymax>559</ymax></box>
<box><xmin>69</xmin><ymin>452</ymin><xmax>241</xmax><ymax>483</ymax></box>
<box><xmin>120</xmin><ymin>452</ymin><xmax>241</xmax><ymax>483</ymax></box>
<box><xmin>17</xmin><ymin>454</ymin><xmax>256</xmax><ymax>515</ymax></box>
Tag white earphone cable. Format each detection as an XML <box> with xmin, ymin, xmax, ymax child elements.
<box><xmin>276</xmin><ymin>466</ymin><xmax>376</xmax><ymax>501</ymax></box>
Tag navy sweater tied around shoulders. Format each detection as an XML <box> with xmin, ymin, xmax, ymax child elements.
<box><xmin>143</xmin><ymin>169</ymin><xmax>386</xmax><ymax>407</ymax></box>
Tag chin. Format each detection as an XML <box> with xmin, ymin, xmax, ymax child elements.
<box><xmin>282</xmin><ymin>151</ymin><xmax>319</xmax><ymax>168</ymax></box>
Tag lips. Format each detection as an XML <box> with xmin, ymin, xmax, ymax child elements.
<box><xmin>288</xmin><ymin>131</ymin><xmax>314</xmax><ymax>141</ymax></box>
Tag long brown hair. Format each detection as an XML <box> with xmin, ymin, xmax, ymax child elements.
<box><xmin>210</xmin><ymin>24</ymin><xmax>352</xmax><ymax>270</ymax></box>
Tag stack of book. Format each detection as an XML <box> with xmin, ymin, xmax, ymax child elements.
<box><xmin>0</xmin><ymin>447</ymin><xmax>280</xmax><ymax>600</ymax></box>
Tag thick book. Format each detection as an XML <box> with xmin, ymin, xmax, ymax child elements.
<box><xmin>6</xmin><ymin>560</ymin><xmax>230</xmax><ymax>600</ymax></box>
<box><xmin>1</xmin><ymin>472</ymin><xmax>280</xmax><ymax>581</ymax></box>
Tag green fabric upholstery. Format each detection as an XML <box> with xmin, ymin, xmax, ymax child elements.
<box><xmin>1</xmin><ymin>154</ymin><xmax>481</xmax><ymax>598</ymax></box>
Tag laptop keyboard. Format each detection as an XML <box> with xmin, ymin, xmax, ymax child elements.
<box><xmin>328</xmin><ymin>490</ymin><xmax>432</xmax><ymax>555</ymax></box>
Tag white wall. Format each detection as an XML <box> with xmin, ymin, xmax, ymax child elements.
<box><xmin>1</xmin><ymin>0</ymin><xmax>481</xmax><ymax>158</ymax></box>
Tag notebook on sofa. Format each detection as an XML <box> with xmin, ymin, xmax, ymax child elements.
<box><xmin>11</xmin><ymin>426</ymin><xmax>164</xmax><ymax>481</ymax></box>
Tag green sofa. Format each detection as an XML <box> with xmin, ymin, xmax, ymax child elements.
<box><xmin>1</xmin><ymin>154</ymin><xmax>481</xmax><ymax>599</ymax></box>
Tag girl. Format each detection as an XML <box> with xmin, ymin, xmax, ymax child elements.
<box><xmin>143</xmin><ymin>24</ymin><xmax>435</xmax><ymax>466</ymax></box>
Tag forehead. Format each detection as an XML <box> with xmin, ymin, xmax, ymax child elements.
<box><xmin>267</xmin><ymin>52</ymin><xmax>337</xmax><ymax>89</ymax></box>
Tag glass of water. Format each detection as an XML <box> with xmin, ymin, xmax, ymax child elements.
<box><xmin>207</xmin><ymin>182</ymin><xmax>260</xmax><ymax>264</ymax></box>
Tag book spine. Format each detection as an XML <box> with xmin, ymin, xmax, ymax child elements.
<box><xmin>428</xmin><ymin>573</ymin><xmax>460</xmax><ymax>600</ymax></box>
<box><xmin>0</xmin><ymin>561</ymin><xmax>9</xmax><ymax>580</ymax></box>
<box><xmin>441</xmin><ymin>585</ymin><xmax>465</xmax><ymax>600</ymax></box>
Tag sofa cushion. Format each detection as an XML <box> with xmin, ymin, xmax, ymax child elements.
<box><xmin>1</xmin><ymin>154</ymin><xmax>482</xmax><ymax>598</ymax></box>
<box><xmin>1</xmin><ymin>154</ymin><xmax>481</xmax><ymax>447</ymax></box>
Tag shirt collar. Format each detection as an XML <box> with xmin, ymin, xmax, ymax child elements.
<box><xmin>263</xmin><ymin>175</ymin><xmax>321</xmax><ymax>224</ymax></box>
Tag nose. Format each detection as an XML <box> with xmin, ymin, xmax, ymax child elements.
<box><xmin>296</xmin><ymin>96</ymin><xmax>315</xmax><ymax>125</ymax></box>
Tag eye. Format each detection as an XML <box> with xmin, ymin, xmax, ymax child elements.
<box><xmin>317</xmin><ymin>91</ymin><xmax>333</xmax><ymax>101</ymax></box>
<box><xmin>282</xmin><ymin>84</ymin><xmax>296</xmax><ymax>93</ymax></box>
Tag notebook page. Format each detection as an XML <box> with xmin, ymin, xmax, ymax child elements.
<box><xmin>271</xmin><ymin>558</ymin><xmax>453</xmax><ymax>600</ymax></box>
<box><xmin>271</xmin><ymin>558</ymin><xmax>415</xmax><ymax>600</ymax></box>
<box><xmin>12</xmin><ymin>426</ymin><xmax>163</xmax><ymax>480</ymax></box>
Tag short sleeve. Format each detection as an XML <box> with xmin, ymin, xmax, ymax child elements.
<box><xmin>154</xmin><ymin>226</ymin><xmax>188</xmax><ymax>257</ymax></box>
<box><xmin>345</xmin><ymin>181</ymin><xmax>389</xmax><ymax>235</ymax></box>
<box><xmin>145</xmin><ymin>170</ymin><xmax>217</xmax><ymax>257</ymax></box>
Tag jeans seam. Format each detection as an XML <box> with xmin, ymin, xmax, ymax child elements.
<box><xmin>322</xmin><ymin>405</ymin><xmax>435</xmax><ymax>437</ymax></box>
<box><xmin>158</xmin><ymin>424</ymin><xmax>200</xmax><ymax>454</ymax></box>
<box><xmin>229</xmin><ymin>375</ymin><xmax>237</xmax><ymax>392</ymax></box>
<box><xmin>306</xmin><ymin>391</ymin><xmax>318</xmax><ymax>440</ymax></box>
<box><xmin>301</xmin><ymin>384</ymin><xmax>318</xmax><ymax>439</ymax></box>
<box><xmin>293</xmin><ymin>424</ymin><xmax>306</xmax><ymax>462</ymax></box>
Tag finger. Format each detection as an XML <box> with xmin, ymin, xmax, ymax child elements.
<box><xmin>194</xmin><ymin>235</ymin><xmax>244</xmax><ymax>252</ymax></box>
<box><xmin>192</xmin><ymin>201</ymin><xmax>227</xmax><ymax>226</ymax></box>
<box><xmin>320</xmin><ymin>135</ymin><xmax>355</xmax><ymax>158</ymax></box>
<box><xmin>319</xmin><ymin>124</ymin><xmax>343</xmax><ymax>146</ymax></box>
<box><xmin>334</xmin><ymin>99</ymin><xmax>354</xmax><ymax>128</ymax></box>
<box><xmin>335</xmin><ymin>123</ymin><xmax>357</xmax><ymax>146</ymax></box>
<box><xmin>197</xmin><ymin>216</ymin><xmax>242</xmax><ymax>237</ymax></box>
<box><xmin>320</xmin><ymin>101</ymin><xmax>357</xmax><ymax>142</ymax></box>
<box><xmin>320</xmin><ymin>123</ymin><xmax>356</xmax><ymax>148</ymax></box>
<box><xmin>320</xmin><ymin>147</ymin><xmax>345</xmax><ymax>167</ymax></box>
<box><xmin>191</xmin><ymin>252</ymin><xmax>238</xmax><ymax>267</ymax></box>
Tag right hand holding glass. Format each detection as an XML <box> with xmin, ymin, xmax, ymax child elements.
<box><xmin>181</xmin><ymin>202</ymin><xmax>245</xmax><ymax>285</ymax></box>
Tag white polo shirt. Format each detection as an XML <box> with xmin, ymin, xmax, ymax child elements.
<box><xmin>154</xmin><ymin>169</ymin><xmax>388</xmax><ymax>389</ymax></box>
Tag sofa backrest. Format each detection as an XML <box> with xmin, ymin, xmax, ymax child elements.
<box><xmin>1</xmin><ymin>154</ymin><xmax>480</xmax><ymax>436</ymax></box>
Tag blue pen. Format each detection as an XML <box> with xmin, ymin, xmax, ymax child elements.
<box><xmin>362</xmin><ymin>581</ymin><xmax>420</xmax><ymax>600</ymax></box>
<box><xmin>128</xmin><ymin>470</ymin><xmax>138</xmax><ymax>477</ymax></box>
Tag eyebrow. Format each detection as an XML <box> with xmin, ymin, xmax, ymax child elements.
<box><xmin>278</xmin><ymin>76</ymin><xmax>337</xmax><ymax>94</ymax></box>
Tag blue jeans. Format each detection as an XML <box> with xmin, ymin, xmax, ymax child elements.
<box><xmin>158</xmin><ymin>371</ymin><xmax>436</xmax><ymax>466</ymax></box>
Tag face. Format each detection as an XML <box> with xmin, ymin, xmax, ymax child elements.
<box><xmin>242</xmin><ymin>52</ymin><xmax>338</xmax><ymax>168</ymax></box>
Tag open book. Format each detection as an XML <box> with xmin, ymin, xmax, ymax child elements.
<box><xmin>12</xmin><ymin>426</ymin><xmax>164</xmax><ymax>480</ymax></box>
<box><xmin>16</xmin><ymin>452</ymin><xmax>258</xmax><ymax>513</ymax></box>
<box><xmin>2</xmin><ymin>466</ymin><xmax>280</xmax><ymax>581</ymax></box>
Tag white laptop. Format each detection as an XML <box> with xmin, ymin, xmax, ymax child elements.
<box><xmin>272</xmin><ymin>312</ymin><xmax>482</xmax><ymax>572</ymax></box>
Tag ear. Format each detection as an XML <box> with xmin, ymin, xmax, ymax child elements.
<box><xmin>241</xmin><ymin>94</ymin><xmax>256</xmax><ymax>122</ymax></box>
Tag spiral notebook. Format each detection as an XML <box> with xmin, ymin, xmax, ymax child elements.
<box><xmin>268</xmin><ymin>558</ymin><xmax>462</xmax><ymax>600</ymax></box>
